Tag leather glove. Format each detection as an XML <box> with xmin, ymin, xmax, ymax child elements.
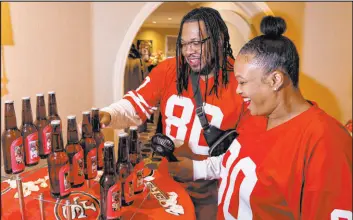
<box><xmin>167</xmin><ymin>156</ymin><xmax>194</xmax><ymax>182</ymax></box>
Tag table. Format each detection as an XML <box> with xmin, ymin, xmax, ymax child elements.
<box><xmin>1</xmin><ymin>158</ymin><xmax>195</xmax><ymax>220</ymax></box>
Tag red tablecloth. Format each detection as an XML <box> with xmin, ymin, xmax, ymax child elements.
<box><xmin>1</xmin><ymin>158</ymin><xmax>195</xmax><ymax>220</ymax></box>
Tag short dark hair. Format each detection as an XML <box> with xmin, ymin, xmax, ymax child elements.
<box><xmin>239</xmin><ymin>16</ymin><xmax>300</xmax><ymax>87</ymax></box>
<box><xmin>176</xmin><ymin>7</ymin><xmax>234</xmax><ymax>97</ymax></box>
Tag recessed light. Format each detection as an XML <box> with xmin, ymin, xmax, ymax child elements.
<box><xmin>168</xmin><ymin>18</ymin><xmax>172</xmax><ymax>20</ymax></box>
<box><xmin>152</xmin><ymin>21</ymin><xmax>157</xmax><ymax>24</ymax></box>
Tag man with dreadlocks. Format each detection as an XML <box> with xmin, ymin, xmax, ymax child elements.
<box><xmin>99</xmin><ymin>7</ymin><xmax>250</xmax><ymax>219</ymax></box>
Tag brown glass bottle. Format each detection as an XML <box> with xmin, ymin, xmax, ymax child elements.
<box><xmin>79</xmin><ymin>111</ymin><xmax>97</xmax><ymax>180</ymax></box>
<box><xmin>34</xmin><ymin>94</ymin><xmax>51</xmax><ymax>159</ymax></box>
<box><xmin>65</xmin><ymin>115</ymin><xmax>84</xmax><ymax>188</ymax></box>
<box><xmin>99</xmin><ymin>142</ymin><xmax>122</xmax><ymax>220</ymax></box>
<box><xmin>48</xmin><ymin>91</ymin><xmax>61</xmax><ymax>124</ymax></box>
<box><xmin>116</xmin><ymin>132</ymin><xmax>134</xmax><ymax>206</ymax></box>
<box><xmin>1</xmin><ymin>100</ymin><xmax>25</xmax><ymax>174</ymax></box>
<box><xmin>20</xmin><ymin>97</ymin><xmax>40</xmax><ymax>167</ymax></box>
<box><xmin>92</xmin><ymin>108</ymin><xmax>105</xmax><ymax>171</ymax></box>
<box><xmin>47</xmin><ymin>120</ymin><xmax>71</xmax><ymax>199</ymax></box>
<box><xmin>129</xmin><ymin>126</ymin><xmax>144</xmax><ymax>194</ymax></box>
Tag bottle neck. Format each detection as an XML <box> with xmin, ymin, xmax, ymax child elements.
<box><xmin>104</xmin><ymin>147</ymin><xmax>116</xmax><ymax>174</ymax></box>
<box><xmin>51</xmin><ymin>127</ymin><xmax>64</xmax><ymax>152</ymax></box>
<box><xmin>4</xmin><ymin>103</ymin><xmax>18</xmax><ymax>129</ymax></box>
<box><xmin>92</xmin><ymin>111</ymin><xmax>100</xmax><ymax>132</ymax></box>
<box><xmin>82</xmin><ymin>124</ymin><xmax>93</xmax><ymax>137</ymax></box>
<box><xmin>22</xmin><ymin>100</ymin><xmax>34</xmax><ymax>124</ymax></box>
<box><xmin>67</xmin><ymin>119</ymin><xmax>79</xmax><ymax>144</ymax></box>
<box><xmin>67</xmin><ymin>130</ymin><xmax>79</xmax><ymax>144</ymax></box>
<box><xmin>48</xmin><ymin>95</ymin><xmax>58</xmax><ymax>116</ymax></box>
<box><xmin>129</xmin><ymin>130</ymin><xmax>138</xmax><ymax>154</ymax></box>
<box><xmin>118</xmin><ymin>137</ymin><xmax>129</xmax><ymax>163</ymax></box>
<box><xmin>130</xmin><ymin>139</ymin><xmax>138</xmax><ymax>154</ymax></box>
<box><xmin>82</xmin><ymin>114</ymin><xmax>92</xmax><ymax>137</ymax></box>
<box><xmin>36</xmin><ymin>96</ymin><xmax>47</xmax><ymax>120</ymax></box>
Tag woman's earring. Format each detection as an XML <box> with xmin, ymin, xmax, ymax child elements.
<box><xmin>274</xmin><ymin>88</ymin><xmax>277</xmax><ymax>91</ymax></box>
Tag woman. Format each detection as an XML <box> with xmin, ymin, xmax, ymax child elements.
<box><xmin>171</xmin><ymin>16</ymin><xmax>352</xmax><ymax>219</ymax></box>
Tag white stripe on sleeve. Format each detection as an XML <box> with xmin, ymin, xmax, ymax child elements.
<box><xmin>100</xmin><ymin>99</ymin><xmax>143</xmax><ymax>129</ymax></box>
<box><xmin>193</xmin><ymin>153</ymin><xmax>224</xmax><ymax>181</ymax></box>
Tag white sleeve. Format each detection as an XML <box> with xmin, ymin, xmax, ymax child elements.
<box><xmin>193</xmin><ymin>153</ymin><xmax>224</xmax><ymax>181</ymax></box>
<box><xmin>100</xmin><ymin>99</ymin><xmax>143</xmax><ymax>130</ymax></box>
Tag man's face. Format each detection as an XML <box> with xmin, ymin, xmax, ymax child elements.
<box><xmin>181</xmin><ymin>21</ymin><xmax>211</xmax><ymax>73</ymax></box>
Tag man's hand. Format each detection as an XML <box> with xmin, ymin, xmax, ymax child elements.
<box><xmin>99</xmin><ymin>110</ymin><xmax>111</xmax><ymax>128</ymax></box>
<box><xmin>167</xmin><ymin>157</ymin><xmax>194</xmax><ymax>182</ymax></box>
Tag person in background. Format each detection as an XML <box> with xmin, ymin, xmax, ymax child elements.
<box><xmin>124</xmin><ymin>44</ymin><xmax>148</xmax><ymax>132</ymax></box>
<box><xmin>170</xmin><ymin>16</ymin><xmax>352</xmax><ymax>219</ymax></box>
<box><xmin>99</xmin><ymin>7</ymin><xmax>250</xmax><ymax>219</ymax></box>
<box><xmin>124</xmin><ymin>44</ymin><xmax>145</xmax><ymax>94</ymax></box>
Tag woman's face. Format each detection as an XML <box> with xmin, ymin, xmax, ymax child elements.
<box><xmin>234</xmin><ymin>54</ymin><xmax>277</xmax><ymax>116</ymax></box>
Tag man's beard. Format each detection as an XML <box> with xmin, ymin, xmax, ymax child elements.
<box><xmin>191</xmin><ymin>58</ymin><xmax>216</xmax><ymax>76</ymax></box>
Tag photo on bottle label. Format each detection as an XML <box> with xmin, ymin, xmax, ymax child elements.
<box><xmin>87</xmin><ymin>149</ymin><xmax>98</xmax><ymax>179</ymax></box>
<box><xmin>59</xmin><ymin>164</ymin><xmax>71</xmax><ymax>196</ymax></box>
<box><xmin>107</xmin><ymin>183</ymin><xmax>122</xmax><ymax>218</ymax></box>
<box><xmin>45</xmin><ymin>132</ymin><xmax>51</xmax><ymax>151</ymax></box>
<box><xmin>64</xmin><ymin>172</ymin><xmax>70</xmax><ymax>190</ymax></box>
<box><xmin>112</xmin><ymin>191</ymin><xmax>121</xmax><ymax>211</ymax></box>
<box><xmin>137</xmin><ymin>170</ymin><xmax>144</xmax><ymax>187</ymax></box>
<box><xmin>29</xmin><ymin>140</ymin><xmax>39</xmax><ymax>159</ymax></box>
<box><xmin>10</xmin><ymin>137</ymin><xmax>25</xmax><ymax>173</ymax></box>
<box><xmin>15</xmin><ymin>145</ymin><xmax>24</xmax><ymax>164</ymax></box>
<box><xmin>77</xmin><ymin>158</ymin><xmax>84</xmax><ymax>176</ymax></box>
<box><xmin>128</xmin><ymin>181</ymin><xmax>134</xmax><ymax>197</ymax></box>
<box><xmin>92</xmin><ymin>156</ymin><xmax>97</xmax><ymax>173</ymax></box>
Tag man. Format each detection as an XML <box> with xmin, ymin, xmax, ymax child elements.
<box><xmin>100</xmin><ymin>7</ymin><xmax>245</xmax><ymax>219</ymax></box>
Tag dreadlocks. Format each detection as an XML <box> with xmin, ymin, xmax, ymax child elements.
<box><xmin>176</xmin><ymin>7</ymin><xmax>234</xmax><ymax>99</ymax></box>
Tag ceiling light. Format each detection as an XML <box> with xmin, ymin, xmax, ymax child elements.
<box><xmin>168</xmin><ymin>18</ymin><xmax>172</xmax><ymax>20</ymax></box>
<box><xmin>152</xmin><ymin>21</ymin><xmax>157</xmax><ymax>24</ymax></box>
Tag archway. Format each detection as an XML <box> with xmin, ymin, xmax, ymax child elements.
<box><xmin>113</xmin><ymin>2</ymin><xmax>273</xmax><ymax>101</ymax></box>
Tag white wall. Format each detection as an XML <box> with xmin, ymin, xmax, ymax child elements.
<box><xmin>301</xmin><ymin>2</ymin><xmax>352</xmax><ymax>123</ymax></box>
<box><xmin>1</xmin><ymin>2</ymin><xmax>93</xmax><ymax>169</ymax></box>
<box><xmin>92</xmin><ymin>2</ymin><xmax>146</xmax><ymax>108</ymax></box>
<box><xmin>225</xmin><ymin>21</ymin><xmax>246</xmax><ymax>57</ymax></box>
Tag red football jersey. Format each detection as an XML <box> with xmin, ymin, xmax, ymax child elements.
<box><xmin>218</xmin><ymin>105</ymin><xmax>352</xmax><ymax>219</ymax></box>
<box><xmin>123</xmin><ymin>57</ymin><xmax>244</xmax><ymax>159</ymax></box>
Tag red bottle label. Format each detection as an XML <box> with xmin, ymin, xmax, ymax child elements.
<box><xmin>72</xmin><ymin>149</ymin><xmax>84</xmax><ymax>185</ymax></box>
<box><xmin>134</xmin><ymin>161</ymin><xmax>145</xmax><ymax>193</ymax></box>
<box><xmin>25</xmin><ymin>132</ymin><xmax>39</xmax><ymax>164</ymax></box>
<box><xmin>86</xmin><ymin>148</ymin><xmax>97</xmax><ymax>179</ymax></box>
<box><xmin>59</xmin><ymin>164</ymin><xmax>71</xmax><ymax>196</ymax></box>
<box><xmin>124</xmin><ymin>174</ymin><xmax>135</xmax><ymax>203</ymax></box>
<box><xmin>98</xmin><ymin>143</ymin><xmax>104</xmax><ymax>168</ymax></box>
<box><xmin>106</xmin><ymin>182</ymin><xmax>122</xmax><ymax>219</ymax></box>
<box><xmin>42</xmin><ymin>124</ymin><xmax>52</xmax><ymax>155</ymax></box>
<box><xmin>10</xmin><ymin>137</ymin><xmax>25</xmax><ymax>173</ymax></box>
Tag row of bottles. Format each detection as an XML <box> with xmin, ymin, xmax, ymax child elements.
<box><xmin>47</xmin><ymin>123</ymin><xmax>145</xmax><ymax>220</ymax></box>
<box><xmin>49</xmin><ymin>109</ymin><xmax>105</xmax><ymax>194</ymax></box>
<box><xmin>1</xmin><ymin>92</ymin><xmax>60</xmax><ymax>174</ymax></box>
<box><xmin>46</xmin><ymin>110</ymin><xmax>104</xmax><ymax>196</ymax></box>
<box><xmin>99</xmin><ymin>128</ymin><xmax>144</xmax><ymax>220</ymax></box>
<box><xmin>2</xmin><ymin>93</ymin><xmax>146</xmax><ymax>220</ymax></box>
<box><xmin>1</xmin><ymin>93</ymin><xmax>106</xmax><ymax>178</ymax></box>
